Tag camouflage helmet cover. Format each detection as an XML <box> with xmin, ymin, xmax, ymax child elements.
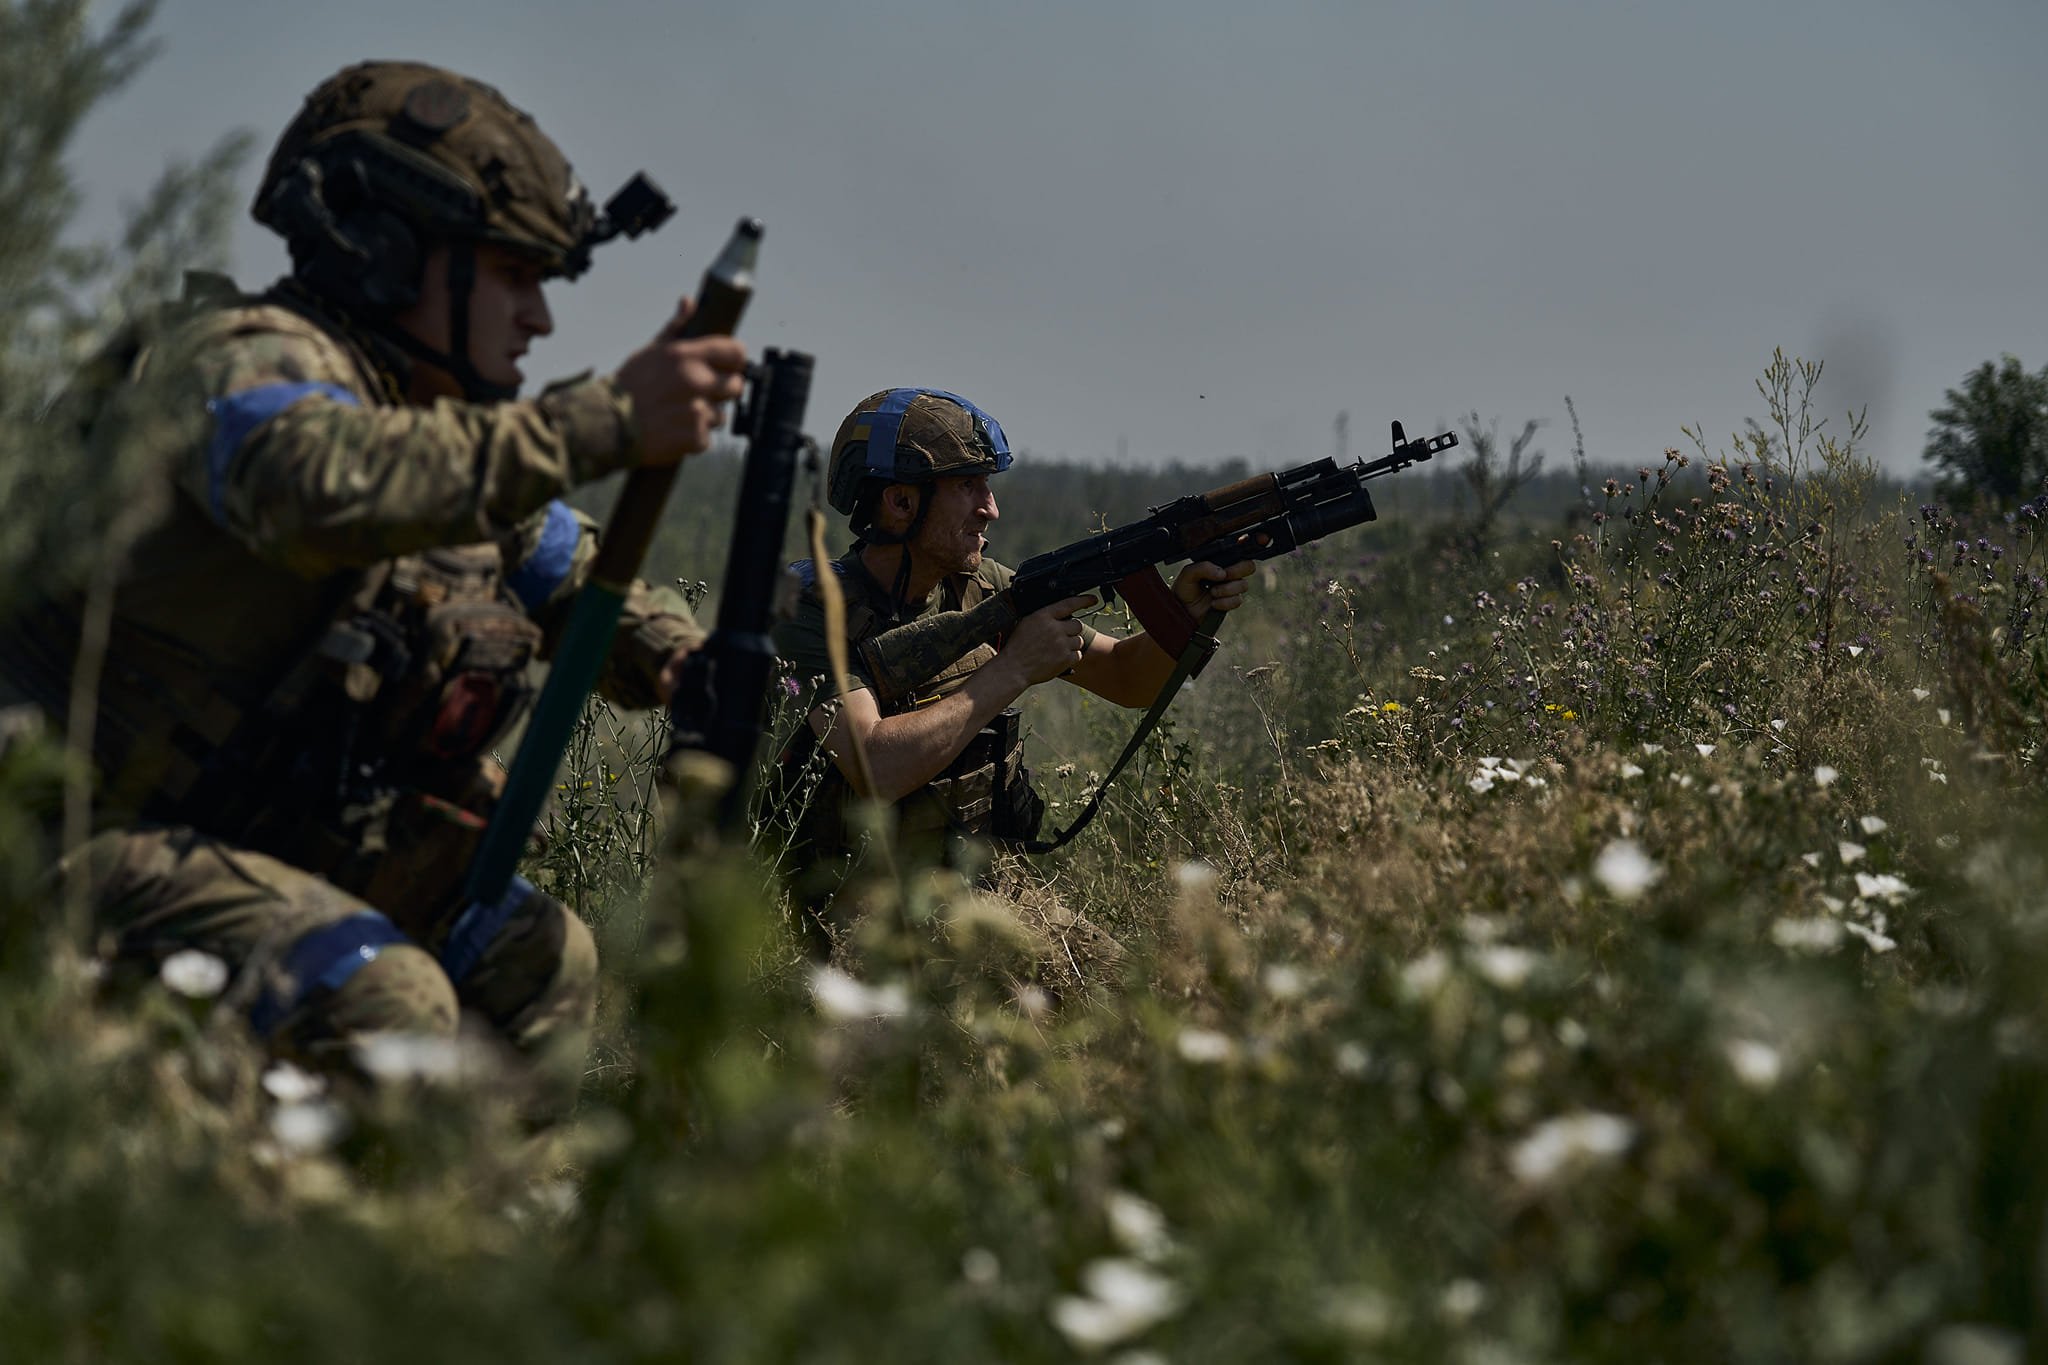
<box><xmin>255</xmin><ymin>60</ymin><xmax>597</xmax><ymax>276</ymax></box>
<box><xmin>827</xmin><ymin>388</ymin><xmax>1014</xmax><ymax>518</ymax></box>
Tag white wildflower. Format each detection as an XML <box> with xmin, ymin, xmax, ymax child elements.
<box><xmin>1771</xmin><ymin>917</ymin><xmax>1846</xmax><ymax>953</ymax></box>
<box><xmin>1641</xmin><ymin>743</ymin><xmax>1664</xmax><ymax>755</ymax></box>
<box><xmin>1176</xmin><ymin>1028</ymin><xmax>1235</xmax><ymax>1064</ymax></box>
<box><xmin>1770</xmin><ymin>718</ymin><xmax>1787</xmax><ymax>732</ymax></box>
<box><xmin>810</xmin><ymin>966</ymin><xmax>912</xmax><ymax>1021</ymax></box>
<box><xmin>1723</xmin><ymin>1038</ymin><xmax>1783</xmax><ymax>1090</ymax></box>
<box><xmin>1911</xmin><ymin>687</ymin><xmax>1931</xmax><ymax>702</ymax></box>
<box><xmin>1592</xmin><ymin>839</ymin><xmax>1661</xmax><ymax>901</ymax></box>
<box><xmin>1814</xmin><ymin>765</ymin><xmax>1839</xmax><ymax>788</ymax></box>
<box><xmin>1401</xmin><ymin>949</ymin><xmax>1452</xmax><ymax>999</ymax></box>
<box><xmin>1620</xmin><ymin>762</ymin><xmax>1644</xmax><ymax>779</ymax></box>
<box><xmin>1173</xmin><ymin>859</ymin><xmax>1218</xmax><ymax>893</ymax></box>
<box><xmin>1334</xmin><ymin>1041</ymin><xmax>1372</xmax><ymax>1078</ymax></box>
<box><xmin>1838</xmin><ymin>841</ymin><xmax>1867</xmax><ymax>866</ymax></box>
<box><xmin>261</xmin><ymin>1062</ymin><xmax>326</xmax><ymax>1105</ymax></box>
<box><xmin>271</xmin><ymin>1098</ymin><xmax>349</xmax><ymax>1154</ymax></box>
<box><xmin>1317</xmin><ymin>1284</ymin><xmax>1398</xmax><ymax>1341</ymax></box>
<box><xmin>159</xmin><ymin>949</ymin><xmax>229</xmax><ymax>999</ymax></box>
<box><xmin>1929</xmin><ymin>769</ymin><xmax>1949</xmax><ymax>785</ymax></box>
<box><xmin>1473</xmin><ymin>945</ymin><xmax>1540</xmax><ymax>990</ymax></box>
<box><xmin>1555</xmin><ymin>1018</ymin><xmax>1588</xmax><ymax>1050</ymax></box>
<box><xmin>1261</xmin><ymin>963</ymin><xmax>1307</xmax><ymax>1001</ymax></box>
<box><xmin>1801</xmin><ymin>852</ymin><xmax>1823</xmax><ymax>868</ymax></box>
<box><xmin>1815</xmin><ymin>893</ymin><xmax>1846</xmax><ymax>915</ymax></box>
<box><xmin>1695</xmin><ymin>743</ymin><xmax>1716</xmax><ymax>758</ymax></box>
<box><xmin>353</xmin><ymin>1031</ymin><xmax>477</xmax><ymax>1084</ymax></box>
<box><xmin>1938</xmin><ymin>707</ymin><xmax>1952</xmax><ymax>725</ymax></box>
<box><xmin>1460</xmin><ymin>914</ymin><xmax>1504</xmax><ymax>944</ymax></box>
<box><xmin>1468</xmin><ymin>774</ymin><xmax>1496</xmax><ymax>794</ymax></box>
<box><xmin>1050</xmin><ymin>1258</ymin><xmax>1183</xmax><ymax>1351</ymax></box>
<box><xmin>1439</xmin><ymin>1278</ymin><xmax>1487</xmax><ymax>1324</ymax></box>
<box><xmin>962</xmin><ymin>1248</ymin><xmax>1001</xmax><ymax>1288</ymax></box>
<box><xmin>1846</xmin><ymin>644</ymin><xmax>1864</xmax><ymax>658</ymax></box>
<box><xmin>1508</xmin><ymin>1111</ymin><xmax>1637</xmax><ymax>1189</ymax></box>
<box><xmin>1843</xmin><ymin>920</ymin><xmax>1898</xmax><ymax>954</ymax></box>
<box><xmin>1854</xmin><ymin>872</ymin><xmax>1912</xmax><ymax>904</ymax></box>
<box><xmin>1106</xmin><ymin>1191</ymin><xmax>1176</xmax><ymax>1261</ymax></box>
<box><xmin>1859</xmin><ymin>815</ymin><xmax>1888</xmax><ymax>835</ymax></box>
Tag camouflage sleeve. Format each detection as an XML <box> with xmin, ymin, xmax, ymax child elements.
<box><xmin>177</xmin><ymin>315</ymin><xmax>641</xmax><ymax>578</ymax></box>
<box><xmin>501</xmin><ymin>501</ymin><xmax>706</xmax><ymax>711</ymax></box>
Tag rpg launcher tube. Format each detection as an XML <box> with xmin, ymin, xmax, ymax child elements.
<box><xmin>591</xmin><ymin>217</ymin><xmax>762</xmax><ymax>593</ymax></box>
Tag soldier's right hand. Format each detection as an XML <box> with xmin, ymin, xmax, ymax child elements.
<box><xmin>613</xmin><ymin>297</ymin><xmax>750</xmax><ymax>467</ymax></box>
<box><xmin>998</xmin><ymin>594</ymin><xmax>1097</xmax><ymax>686</ymax></box>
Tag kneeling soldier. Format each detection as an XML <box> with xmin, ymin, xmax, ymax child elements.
<box><xmin>1</xmin><ymin>62</ymin><xmax>746</xmax><ymax>1094</ymax></box>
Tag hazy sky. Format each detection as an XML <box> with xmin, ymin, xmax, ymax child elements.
<box><xmin>69</xmin><ymin>0</ymin><xmax>2048</xmax><ymax>477</ymax></box>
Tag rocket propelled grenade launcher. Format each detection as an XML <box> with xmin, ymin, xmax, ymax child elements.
<box><xmin>856</xmin><ymin>421</ymin><xmax>1457</xmax><ymax>703</ymax></box>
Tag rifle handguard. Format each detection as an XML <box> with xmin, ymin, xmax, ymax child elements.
<box><xmin>858</xmin><ymin>591</ymin><xmax>1020</xmax><ymax>703</ymax></box>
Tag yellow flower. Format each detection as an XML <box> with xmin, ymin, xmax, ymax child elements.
<box><xmin>1562</xmin><ymin>710</ymin><xmax>1578</xmax><ymax>720</ymax></box>
<box><xmin>1380</xmin><ymin>701</ymin><xmax>1403</xmax><ymax>714</ymax></box>
<box><xmin>1544</xmin><ymin>704</ymin><xmax>1558</xmax><ymax>712</ymax></box>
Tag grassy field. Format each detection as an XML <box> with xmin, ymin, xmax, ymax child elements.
<box><xmin>7</xmin><ymin>358</ymin><xmax>2048</xmax><ymax>1364</ymax></box>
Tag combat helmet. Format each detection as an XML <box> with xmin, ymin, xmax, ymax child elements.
<box><xmin>827</xmin><ymin>388</ymin><xmax>1014</xmax><ymax>537</ymax></box>
<box><xmin>253</xmin><ymin>60</ymin><xmax>671</xmax><ymax>398</ymax></box>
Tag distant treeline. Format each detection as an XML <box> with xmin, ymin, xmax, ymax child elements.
<box><xmin>583</xmin><ymin>446</ymin><xmax>1934</xmax><ymax>608</ymax></box>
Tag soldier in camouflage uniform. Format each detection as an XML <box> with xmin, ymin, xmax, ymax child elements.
<box><xmin>772</xmin><ymin>388</ymin><xmax>1254</xmax><ymax>930</ymax></box>
<box><xmin>0</xmin><ymin>62</ymin><xmax>746</xmax><ymax>1091</ymax></box>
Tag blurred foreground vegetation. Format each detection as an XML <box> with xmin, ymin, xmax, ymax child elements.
<box><xmin>8</xmin><ymin>5</ymin><xmax>2048</xmax><ymax>1362</ymax></box>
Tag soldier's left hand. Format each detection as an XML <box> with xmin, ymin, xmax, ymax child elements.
<box><xmin>656</xmin><ymin>644</ymin><xmax>692</xmax><ymax>705</ymax></box>
<box><xmin>1173</xmin><ymin>560</ymin><xmax>1255</xmax><ymax>614</ymax></box>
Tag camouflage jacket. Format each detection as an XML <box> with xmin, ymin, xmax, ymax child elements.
<box><xmin>1</xmin><ymin>281</ymin><xmax>701</xmax><ymax>825</ymax></box>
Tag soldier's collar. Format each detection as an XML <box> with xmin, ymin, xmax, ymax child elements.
<box><xmin>844</xmin><ymin>545</ymin><xmax>943</xmax><ymax>621</ymax></box>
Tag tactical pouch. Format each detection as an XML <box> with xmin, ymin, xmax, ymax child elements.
<box><xmin>919</xmin><ymin>707</ymin><xmax>1043</xmax><ymax>845</ymax></box>
<box><xmin>356</xmin><ymin>786</ymin><xmax>492</xmax><ymax>937</ymax></box>
<box><xmin>370</xmin><ymin>595</ymin><xmax>543</xmax><ymax>769</ymax></box>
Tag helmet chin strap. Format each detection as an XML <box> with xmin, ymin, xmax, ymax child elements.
<box><xmin>376</xmin><ymin>241</ymin><xmax>518</xmax><ymax>403</ymax></box>
<box><xmin>860</xmin><ymin>485</ymin><xmax>933</xmax><ymax>608</ymax></box>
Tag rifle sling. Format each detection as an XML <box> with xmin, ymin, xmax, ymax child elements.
<box><xmin>1018</xmin><ymin>606</ymin><xmax>1223</xmax><ymax>856</ymax></box>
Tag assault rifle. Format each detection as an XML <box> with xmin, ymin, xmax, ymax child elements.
<box><xmin>850</xmin><ymin>421</ymin><xmax>1456</xmax><ymax>854</ymax></box>
<box><xmin>665</xmin><ymin>347</ymin><xmax>817</xmax><ymax>830</ymax></box>
<box><xmin>857</xmin><ymin>421</ymin><xmax>1458</xmax><ymax>704</ymax></box>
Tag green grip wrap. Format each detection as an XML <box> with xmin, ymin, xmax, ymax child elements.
<box><xmin>858</xmin><ymin>591</ymin><xmax>1020</xmax><ymax>703</ymax></box>
<box><xmin>464</xmin><ymin>583</ymin><xmax>626</xmax><ymax>906</ymax></box>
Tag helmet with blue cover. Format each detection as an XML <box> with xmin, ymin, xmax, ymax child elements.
<box><xmin>826</xmin><ymin>388</ymin><xmax>1014</xmax><ymax>535</ymax></box>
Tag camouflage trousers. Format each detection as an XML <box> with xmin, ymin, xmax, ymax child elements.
<box><xmin>60</xmin><ymin>824</ymin><xmax>597</xmax><ymax>1091</ymax></box>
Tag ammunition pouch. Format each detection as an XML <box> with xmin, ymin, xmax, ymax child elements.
<box><xmin>901</xmin><ymin>707</ymin><xmax>1043</xmax><ymax>847</ymax></box>
<box><xmin>167</xmin><ymin>545</ymin><xmax>540</xmax><ymax>922</ymax></box>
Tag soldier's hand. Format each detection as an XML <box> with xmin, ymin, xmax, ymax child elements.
<box><xmin>998</xmin><ymin>594</ymin><xmax>1096</xmax><ymax>686</ymax></box>
<box><xmin>614</xmin><ymin>297</ymin><xmax>749</xmax><ymax>467</ymax></box>
<box><xmin>1174</xmin><ymin>559</ymin><xmax>1255</xmax><ymax>614</ymax></box>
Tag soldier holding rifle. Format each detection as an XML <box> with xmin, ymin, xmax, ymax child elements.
<box><xmin>0</xmin><ymin>62</ymin><xmax>745</xmax><ymax>1093</ymax></box>
<box><xmin>773</xmin><ymin>388</ymin><xmax>1256</xmax><ymax>938</ymax></box>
